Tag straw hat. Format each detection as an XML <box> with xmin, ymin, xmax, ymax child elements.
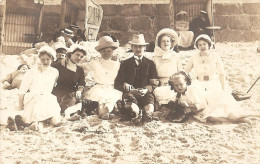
<box><xmin>38</xmin><ymin>45</ymin><xmax>56</xmax><ymax>61</ymax></box>
<box><xmin>194</xmin><ymin>34</ymin><xmax>213</xmax><ymax>49</ymax></box>
<box><xmin>176</xmin><ymin>11</ymin><xmax>188</xmax><ymax>16</ymax></box>
<box><xmin>95</xmin><ymin>36</ymin><xmax>119</xmax><ymax>51</ymax></box>
<box><xmin>200</xmin><ymin>10</ymin><xmax>208</xmax><ymax>15</ymax></box>
<box><xmin>129</xmin><ymin>34</ymin><xmax>149</xmax><ymax>45</ymax></box>
<box><xmin>155</xmin><ymin>28</ymin><xmax>179</xmax><ymax>47</ymax></box>
<box><xmin>69</xmin><ymin>25</ymin><xmax>80</xmax><ymax>30</ymax></box>
<box><xmin>62</xmin><ymin>28</ymin><xmax>74</xmax><ymax>37</ymax></box>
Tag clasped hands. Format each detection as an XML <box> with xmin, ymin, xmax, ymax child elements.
<box><xmin>123</xmin><ymin>83</ymin><xmax>148</xmax><ymax>97</ymax></box>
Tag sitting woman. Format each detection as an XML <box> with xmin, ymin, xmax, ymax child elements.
<box><xmin>6</xmin><ymin>46</ymin><xmax>62</xmax><ymax>131</ymax></box>
<box><xmin>185</xmin><ymin>34</ymin><xmax>231</xmax><ymax>93</ymax></box>
<box><xmin>152</xmin><ymin>28</ymin><xmax>183</xmax><ymax>106</ymax></box>
<box><xmin>80</xmin><ymin>36</ymin><xmax>122</xmax><ymax>119</ymax></box>
<box><xmin>167</xmin><ymin>71</ymin><xmax>259</xmax><ymax>123</ymax></box>
<box><xmin>52</xmin><ymin>44</ymin><xmax>87</xmax><ymax>102</ymax></box>
<box><xmin>2</xmin><ymin>64</ymin><xmax>29</xmax><ymax>89</ymax></box>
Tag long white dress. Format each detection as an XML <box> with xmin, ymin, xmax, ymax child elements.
<box><xmin>81</xmin><ymin>59</ymin><xmax>122</xmax><ymax>111</ymax></box>
<box><xmin>19</xmin><ymin>66</ymin><xmax>61</xmax><ymax>123</ymax></box>
<box><xmin>185</xmin><ymin>53</ymin><xmax>245</xmax><ymax>121</ymax></box>
<box><xmin>152</xmin><ymin>46</ymin><xmax>182</xmax><ymax>105</ymax></box>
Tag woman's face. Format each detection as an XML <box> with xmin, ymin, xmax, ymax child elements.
<box><xmin>173</xmin><ymin>76</ymin><xmax>187</xmax><ymax>93</ymax></box>
<box><xmin>70</xmin><ymin>50</ymin><xmax>85</xmax><ymax>64</ymax></box>
<box><xmin>19</xmin><ymin>65</ymin><xmax>29</xmax><ymax>73</ymax></box>
<box><xmin>100</xmin><ymin>47</ymin><xmax>114</xmax><ymax>60</ymax></box>
<box><xmin>197</xmin><ymin>40</ymin><xmax>209</xmax><ymax>52</ymax></box>
<box><xmin>160</xmin><ymin>35</ymin><xmax>172</xmax><ymax>51</ymax></box>
<box><xmin>39</xmin><ymin>54</ymin><xmax>53</xmax><ymax>67</ymax></box>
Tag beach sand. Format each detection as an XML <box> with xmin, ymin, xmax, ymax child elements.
<box><xmin>0</xmin><ymin>42</ymin><xmax>259</xmax><ymax>164</ymax></box>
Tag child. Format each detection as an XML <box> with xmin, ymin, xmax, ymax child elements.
<box><xmin>2</xmin><ymin>64</ymin><xmax>29</xmax><ymax>89</ymax></box>
<box><xmin>167</xmin><ymin>71</ymin><xmax>207</xmax><ymax>122</ymax></box>
<box><xmin>168</xmin><ymin>71</ymin><xmax>259</xmax><ymax>123</ymax></box>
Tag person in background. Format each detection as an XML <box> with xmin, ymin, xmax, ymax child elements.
<box><xmin>189</xmin><ymin>10</ymin><xmax>211</xmax><ymax>41</ymax></box>
<box><xmin>2</xmin><ymin>64</ymin><xmax>30</xmax><ymax>90</ymax></box>
<box><xmin>69</xmin><ymin>25</ymin><xmax>80</xmax><ymax>43</ymax></box>
<box><xmin>115</xmin><ymin>34</ymin><xmax>158</xmax><ymax>122</ymax></box>
<box><xmin>175</xmin><ymin>11</ymin><xmax>194</xmax><ymax>50</ymax></box>
<box><xmin>61</xmin><ymin>28</ymin><xmax>75</xmax><ymax>48</ymax></box>
<box><xmin>52</xmin><ymin>43</ymin><xmax>67</xmax><ymax>65</ymax></box>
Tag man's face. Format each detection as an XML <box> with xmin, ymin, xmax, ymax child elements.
<box><xmin>131</xmin><ymin>45</ymin><xmax>146</xmax><ymax>57</ymax></box>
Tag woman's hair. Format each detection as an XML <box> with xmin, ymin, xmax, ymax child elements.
<box><xmin>195</xmin><ymin>37</ymin><xmax>212</xmax><ymax>49</ymax></box>
<box><xmin>67</xmin><ymin>48</ymin><xmax>87</xmax><ymax>58</ymax></box>
<box><xmin>17</xmin><ymin>64</ymin><xmax>29</xmax><ymax>70</ymax></box>
<box><xmin>39</xmin><ymin>51</ymin><xmax>55</xmax><ymax>61</ymax></box>
<box><xmin>157</xmin><ymin>34</ymin><xmax>175</xmax><ymax>48</ymax></box>
<box><xmin>52</xmin><ymin>31</ymin><xmax>62</xmax><ymax>42</ymax></box>
<box><xmin>168</xmin><ymin>71</ymin><xmax>192</xmax><ymax>91</ymax></box>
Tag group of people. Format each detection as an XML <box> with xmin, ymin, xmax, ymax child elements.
<box><xmin>2</xmin><ymin>26</ymin><xmax>257</xmax><ymax>131</ymax></box>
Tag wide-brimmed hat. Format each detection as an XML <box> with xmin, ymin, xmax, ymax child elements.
<box><xmin>69</xmin><ymin>25</ymin><xmax>80</xmax><ymax>30</ymax></box>
<box><xmin>38</xmin><ymin>45</ymin><xmax>56</xmax><ymax>60</ymax></box>
<box><xmin>194</xmin><ymin>34</ymin><xmax>213</xmax><ymax>49</ymax></box>
<box><xmin>62</xmin><ymin>28</ymin><xmax>74</xmax><ymax>37</ymax></box>
<box><xmin>95</xmin><ymin>36</ymin><xmax>119</xmax><ymax>51</ymax></box>
<box><xmin>176</xmin><ymin>11</ymin><xmax>188</xmax><ymax>17</ymax></box>
<box><xmin>129</xmin><ymin>34</ymin><xmax>149</xmax><ymax>45</ymax></box>
<box><xmin>155</xmin><ymin>28</ymin><xmax>179</xmax><ymax>47</ymax></box>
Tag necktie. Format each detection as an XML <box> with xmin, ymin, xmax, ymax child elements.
<box><xmin>135</xmin><ymin>58</ymin><xmax>142</xmax><ymax>65</ymax></box>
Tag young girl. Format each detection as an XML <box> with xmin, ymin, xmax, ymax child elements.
<box><xmin>6</xmin><ymin>45</ymin><xmax>62</xmax><ymax>130</ymax></box>
<box><xmin>168</xmin><ymin>71</ymin><xmax>258</xmax><ymax>123</ymax></box>
<box><xmin>2</xmin><ymin>64</ymin><xmax>29</xmax><ymax>89</ymax></box>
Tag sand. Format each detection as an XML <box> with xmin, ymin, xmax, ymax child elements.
<box><xmin>0</xmin><ymin>42</ymin><xmax>260</xmax><ymax>164</ymax></box>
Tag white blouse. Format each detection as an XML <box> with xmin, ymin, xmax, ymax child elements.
<box><xmin>81</xmin><ymin>59</ymin><xmax>120</xmax><ymax>85</ymax></box>
<box><xmin>19</xmin><ymin>66</ymin><xmax>59</xmax><ymax>94</ymax></box>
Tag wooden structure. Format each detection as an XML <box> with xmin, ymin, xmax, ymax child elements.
<box><xmin>0</xmin><ymin>0</ymin><xmax>86</xmax><ymax>55</ymax></box>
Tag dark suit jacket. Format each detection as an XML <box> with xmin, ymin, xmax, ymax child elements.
<box><xmin>115</xmin><ymin>56</ymin><xmax>158</xmax><ymax>92</ymax></box>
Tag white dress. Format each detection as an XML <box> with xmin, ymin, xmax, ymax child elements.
<box><xmin>19</xmin><ymin>66</ymin><xmax>61</xmax><ymax>123</ymax></box>
<box><xmin>81</xmin><ymin>59</ymin><xmax>122</xmax><ymax>111</ymax></box>
<box><xmin>152</xmin><ymin>46</ymin><xmax>183</xmax><ymax>105</ymax></box>
<box><xmin>185</xmin><ymin>52</ymin><xmax>232</xmax><ymax>93</ymax></box>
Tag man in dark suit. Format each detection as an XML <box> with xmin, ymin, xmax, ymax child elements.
<box><xmin>115</xmin><ymin>34</ymin><xmax>158</xmax><ymax>122</ymax></box>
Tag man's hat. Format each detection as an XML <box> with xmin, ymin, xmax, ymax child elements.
<box><xmin>129</xmin><ymin>34</ymin><xmax>149</xmax><ymax>45</ymax></box>
<box><xmin>61</xmin><ymin>28</ymin><xmax>74</xmax><ymax>37</ymax></box>
<box><xmin>176</xmin><ymin>11</ymin><xmax>188</xmax><ymax>17</ymax></box>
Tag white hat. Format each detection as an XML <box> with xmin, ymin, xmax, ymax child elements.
<box><xmin>155</xmin><ymin>28</ymin><xmax>179</xmax><ymax>47</ymax></box>
<box><xmin>68</xmin><ymin>44</ymin><xmax>87</xmax><ymax>55</ymax></box>
<box><xmin>194</xmin><ymin>34</ymin><xmax>213</xmax><ymax>49</ymax></box>
<box><xmin>95</xmin><ymin>36</ymin><xmax>119</xmax><ymax>51</ymax></box>
<box><xmin>176</xmin><ymin>11</ymin><xmax>188</xmax><ymax>16</ymax></box>
<box><xmin>129</xmin><ymin>34</ymin><xmax>149</xmax><ymax>45</ymax></box>
<box><xmin>38</xmin><ymin>45</ymin><xmax>56</xmax><ymax>61</ymax></box>
<box><xmin>62</xmin><ymin>28</ymin><xmax>74</xmax><ymax>37</ymax></box>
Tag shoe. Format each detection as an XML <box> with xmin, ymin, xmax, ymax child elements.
<box><xmin>15</xmin><ymin>115</ymin><xmax>28</xmax><ymax>130</ymax></box>
<box><xmin>142</xmin><ymin>112</ymin><xmax>153</xmax><ymax>123</ymax></box>
<box><xmin>7</xmin><ymin>117</ymin><xmax>17</xmax><ymax>131</ymax></box>
<box><xmin>232</xmin><ymin>91</ymin><xmax>251</xmax><ymax>101</ymax></box>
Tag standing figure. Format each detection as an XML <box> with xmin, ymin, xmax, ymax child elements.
<box><xmin>115</xmin><ymin>34</ymin><xmax>158</xmax><ymax>122</ymax></box>
<box><xmin>81</xmin><ymin>36</ymin><xmax>122</xmax><ymax>119</ymax></box>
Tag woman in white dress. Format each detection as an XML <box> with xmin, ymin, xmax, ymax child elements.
<box><xmin>152</xmin><ymin>28</ymin><xmax>183</xmax><ymax>105</ymax></box>
<box><xmin>81</xmin><ymin>36</ymin><xmax>122</xmax><ymax>119</ymax></box>
<box><xmin>8</xmin><ymin>46</ymin><xmax>62</xmax><ymax>130</ymax></box>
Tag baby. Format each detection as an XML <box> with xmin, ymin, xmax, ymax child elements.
<box><xmin>2</xmin><ymin>64</ymin><xmax>29</xmax><ymax>89</ymax></box>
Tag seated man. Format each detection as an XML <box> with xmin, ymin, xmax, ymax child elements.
<box><xmin>115</xmin><ymin>34</ymin><xmax>158</xmax><ymax>122</ymax></box>
<box><xmin>189</xmin><ymin>10</ymin><xmax>211</xmax><ymax>41</ymax></box>
<box><xmin>175</xmin><ymin>11</ymin><xmax>194</xmax><ymax>50</ymax></box>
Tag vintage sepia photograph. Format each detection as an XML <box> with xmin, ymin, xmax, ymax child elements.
<box><xmin>0</xmin><ymin>0</ymin><xmax>259</xmax><ymax>163</ymax></box>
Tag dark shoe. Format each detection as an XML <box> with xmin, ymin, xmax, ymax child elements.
<box><xmin>232</xmin><ymin>91</ymin><xmax>251</xmax><ymax>101</ymax></box>
<box><xmin>142</xmin><ymin>112</ymin><xmax>153</xmax><ymax>123</ymax></box>
<box><xmin>7</xmin><ymin>117</ymin><xmax>17</xmax><ymax>131</ymax></box>
<box><xmin>15</xmin><ymin>115</ymin><xmax>29</xmax><ymax>130</ymax></box>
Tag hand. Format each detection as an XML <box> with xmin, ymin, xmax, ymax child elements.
<box><xmin>179</xmin><ymin>100</ymin><xmax>189</xmax><ymax>108</ymax></box>
<box><xmin>123</xmin><ymin>83</ymin><xmax>134</xmax><ymax>92</ymax></box>
<box><xmin>129</xmin><ymin>89</ymin><xmax>142</xmax><ymax>97</ymax></box>
<box><xmin>3</xmin><ymin>81</ymin><xmax>11</xmax><ymax>87</ymax></box>
<box><xmin>76</xmin><ymin>91</ymin><xmax>82</xmax><ymax>99</ymax></box>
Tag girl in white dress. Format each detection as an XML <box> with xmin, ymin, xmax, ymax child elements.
<box><xmin>168</xmin><ymin>72</ymin><xmax>258</xmax><ymax>123</ymax></box>
<box><xmin>6</xmin><ymin>46</ymin><xmax>62</xmax><ymax>130</ymax></box>
<box><xmin>152</xmin><ymin>28</ymin><xmax>183</xmax><ymax>105</ymax></box>
<box><xmin>81</xmin><ymin>36</ymin><xmax>122</xmax><ymax>119</ymax></box>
